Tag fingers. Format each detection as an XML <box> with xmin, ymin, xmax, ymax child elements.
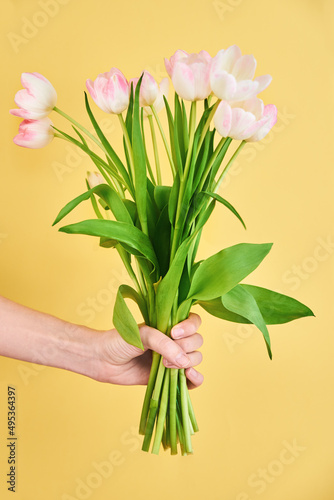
<box><xmin>163</xmin><ymin>350</ymin><xmax>202</xmax><ymax>369</ymax></box>
<box><xmin>174</xmin><ymin>332</ymin><xmax>203</xmax><ymax>354</ymax></box>
<box><xmin>139</xmin><ymin>325</ymin><xmax>191</xmax><ymax>368</ymax></box>
<box><xmin>138</xmin><ymin>314</ymin><xmax>204</xmax><ymax>387</ymax></box>
<box><xmin>171</xmin><ymin>313</ymin><xmax>202</xmax><ymax>340</ymax></box>
<box><xmin>186</xmin><ymin>367</ymin><xmax>204</xmax><ymax>390</ymax></box>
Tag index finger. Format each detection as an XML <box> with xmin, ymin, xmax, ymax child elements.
<box><xmin>171</xmin><ymin>313</ymin><xmax>202</xmax><ymax>340</ymax></box>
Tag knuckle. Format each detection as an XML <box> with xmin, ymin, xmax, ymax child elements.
<box><xmin>156</xmin><ymin>336</ymin><xmax>175</xmax><ymax>356</ymax></box>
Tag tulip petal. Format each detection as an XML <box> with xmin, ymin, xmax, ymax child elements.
<box><xmin>21</xmin><ymin>72</ymin><xmax>57</xmax><ymax>108</ymax></box>
<box><xmin>210</xmin><ymin>70</ymin><xmax>237</xmax><ymax>101</ymax></box>
<box><xmin>214</xmin><ymin>101</ymin><xmax>232</xmax><ymax>137</ymax></box>
<box><xmin>86</xmin><ymin>79</ymin><xmax>97</xmax><ymax>100</ymax></box>
<box><xmin>254</xmin><ymin>74</ymin><xmax>272</xmax><ymax>94</ymax></box>
<box><xmin>247</xmin><ymin>104</ymin><xmax>277</xmax><ymax>142</ymax></box>
<box><xmin>232</xmin><ymin>80</ymin><xmax>259</xmax><ymax>101</ymax></box>
<box><xmin>230</xmin><ymin>108</ymin><xmax>256</xmax><ymax>140</ymax></box>
<box><xmin>232</xmin><ymin>54</ymin><xmax>257</xmax><ymax>80</ymax></box>
<box><xmin>172</xmin><ymin>62</ymin><xmax>196</xmax><ymax>101</ymax></box>
<box><xmin>13</xmin><ymin>117</ymin><xmax>54</xmax><ymax>149</ymax></box>
<box><xmin>215</xmin><ymin>45</ymin><xmax>242</xmax><ymax>73</ymax></box>
<box><xmin>237</xmin><ymin>97</ymin><xmax>264</xmax><ymax>119</ymax></box>
<box><xmin>165</xmin><ymin>50</ymin><xmax>189</xmax><ymax>77</ymax></box>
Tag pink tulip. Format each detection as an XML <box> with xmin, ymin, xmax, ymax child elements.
<box><xmin>10</xmin><ymin>73</ymin><xmax>57</xmax><ymax>120</ymax></box>
<box><xmin>144</xmin><ymin>77</ymin><xmax>169</xmax><ymax>116</ymax></box>
<box><xmin>164</xmin><ymin>50</ymin><xmax>212</xmax><ymax>101</ymax></box>
<box><xmin>87</xmin><ymin>171</ymin><xmax>105</xmax><ymax>189</ymax></box>
<box><xmin>210</xmin><ymin>45</ymin><xmax>272</xmax><ymax>102</ymax></box>
<box><xmin>214</xmin><ymin>98</ymin><xmax>277</xmax><ymax>142</ymax></box>
<box><xmin>130</xmin><ymin>71</ymin><xmax>159</xmax><ymax>107</ymax></box>
<box><xmin>86</xmin><ymin>68</ymin><xmax>130</xmax><ymax>114</ymax></box>
<box><xmin>130</xmin><ymin>73</ymin><xmax>169</xmax><ymax>115</ymax></box>
<box><xmin>13</xmin><ymin>117</ymin><xmax>54</xmax><ymax>149</ymax></box>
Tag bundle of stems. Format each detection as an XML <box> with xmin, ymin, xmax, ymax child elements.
<box><xmin>47</xmin><ymin>76</ymin><xmax>313</xmax><ymax>455</ymax></box>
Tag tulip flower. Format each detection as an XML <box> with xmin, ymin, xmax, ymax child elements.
<box><xmin>10</xmin><ymin>73</ymin><xmax>57</xmax><ymax>120</ymax></box>
<box><xmin>164</xmin><ymin>50</ymin><xmax>212</xmax><ymax>101</ymax></box>
<box><xmin>86</xmin><ymin>68</ymin><xmax>130</xmax><ymax>114</ymax></box>
<box><xmin>13</xmin><ymin>117</ymin><xmax>54</xmax><ymax>149</ymax></box>
<box><xmin>130</xmin><ymin>73</ymin><xmax>169</xmax><ymax>115</ymax></box>
<box><xmin>214</xmin><ymin>98</ymin><xmax>277</xmax><ymax>141</ymax></box>
<box><xmin>87</xmin><ymin>171</ymin><xmax>105</xmax><ymax>189</ymax></box>
<box><xmin>210</xmin><ymin>45</ymin><xmax>272</xmax><ymax>102</ymax></box>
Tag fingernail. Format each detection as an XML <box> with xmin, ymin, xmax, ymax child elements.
<box><xmin>172</xmin><ymin>327</ymin><xmax>184</xmax><ymax>339</ymax></box>
<box><xmin>175</xmin><ymin>353</ymin><xmax>189</xmax><ymax>367</ymax></box>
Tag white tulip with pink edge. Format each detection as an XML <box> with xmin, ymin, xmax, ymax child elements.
<box><xmin>214</xmin><ymin>98</ymin><xmax>277</xmax><ymax>141</ymax></box>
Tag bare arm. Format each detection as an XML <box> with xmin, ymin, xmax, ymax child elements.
<box><xmin>0</xmin><ymin>296</ymin><xmax>204</xmax><ymax>388</ymax></box>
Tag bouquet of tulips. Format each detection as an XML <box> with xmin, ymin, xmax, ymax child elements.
<box><xmin>11</xmin><ymin>46</ymin><xmax>313</xmax><ymax>455</ymax></box>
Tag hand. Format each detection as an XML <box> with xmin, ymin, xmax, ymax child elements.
<box><xmin>93</xmin><ymin>313</ymin><xmax>204</xmax><ymax>389</ymax></box>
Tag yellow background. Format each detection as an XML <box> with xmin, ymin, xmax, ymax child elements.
<box><xmin>1</xmin><ymin>0</ymin><xmax>333</xmax><ymax>499</ymax></box>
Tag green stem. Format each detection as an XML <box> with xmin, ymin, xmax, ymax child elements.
<box><xmin>176</xmin><ymin>409</ymin><xmax>187</xmax><ymax>456</ymax></box>
<box><xmin>53</xmin><ymin>107</ymin><xmax>107</xmax><ymax>153</ymax></box>
<box><xmin>197</xmin><ymin>136</ymin><xmax>227</xmax><ymax>193</ymax></box>
<box><xmin>169</xmin><ymin>368</ymin><xmax>178</xmax><ymax>455</ymax></box>
<box><xmin>142</xmin><ymin>356</ymin><xmax>166</xmax><ymax>452</ymax></box>
<box><xmin>116</xmin><ymin>246</ymin><xmax>142</xmax><ymax>297</ymax></box>
<box><xmin>118</xmin><ymin>114</ymin><xmax>135</xmax><ymax>181</ymax></box>
<box><xmin>180</xmin><ymin>369</ymin><xmax>192</xmax><ymax>453</ymax></box>
<box><xmin>214</xmin><ymin>141</ymin><xmax>246</xmax><ymax>193</ymax></box>
<box><xmin>152</xmin><ymin>367</ymin><xmax>170</xmax><ymax>454</ymax></box>
<box><xmin>187</xmin><ymin>390</ymin><xmax>199</xmax><ymax>433</ymax></box>
<box><xmin>141</xmin><ymin>111</ymin><xmax>156</xmax><ymax>185</ymax></box>
<box><xmin>196</xmin><ymin>99</ymin><xmax>221</xmax><ymax>154</ymax></box>
<box><xmin>151</xmin><ymin>106</ymin><xmax>176</xmax><ymax>177</ymax></box>
<box><xmin>139</xmin><ymin>351</ymin><xmax>160</xmax><ymax>434</ymax></box>
<box><xmin>170</xmin><ymin>101</ymin><xmax>197</xmax><ymax>261</ymax></box>
<box><xmin>148</xmin><ymin>115</ymin><xmax>162</xmax><ymax>185</ymax></box>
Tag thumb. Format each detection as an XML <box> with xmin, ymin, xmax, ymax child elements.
<box><xmin>139</xmin><ymin>324</ymin><xmax>191</xmax><ymax>368</ymax></box>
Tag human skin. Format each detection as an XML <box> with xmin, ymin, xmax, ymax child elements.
<box><xmin>0</xmin><ymin>296</ymin><xmax>203</xmax><ymax>389</ymax></box>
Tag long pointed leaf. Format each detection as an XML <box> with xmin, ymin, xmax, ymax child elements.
<box><xmin>222</xmin><ymin>285</ymin><xmax>272</xmax><ymax>359</ymax></box>
<box><xmin>59</xmin><ymin>219</ymin><xmax>159</xmax><ymax>270</ymax></box>
<box><xmin>202</xmin><ymin>191</ymin><xmax>246</xmax><ymax>229</ymax></box>
<box><xmin>53</xmin><ymin>184</ymin><xmax>133</xmax><ymax>226</ymax></box>
<box><xmin>132</xmin><ymin>75</ymin><xmax>148</xmax><ymax>234</ymax></box>
<box><xmin>113</xmin><ymin>287</ymin><xmax>144</xmax><ymax>350</ymax></box>
<box><xmin>84</xmin><ymin>92</ymin><xmax>132</xmax><ymax>194</ymax></box>
<box><xmin>187</xmin><ymin>242</ymin><xmax>273</xmax><ymax>301</ymax></box>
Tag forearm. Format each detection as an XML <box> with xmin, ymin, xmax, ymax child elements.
<box><xmin>0</xmin><ymin>296</ymin><xmax>98</xmax><ymax>378</ymax></box>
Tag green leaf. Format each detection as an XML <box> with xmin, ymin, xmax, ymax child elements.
<box><xmin>84</xmin><ymin>93</ymin><xmax>132</xmax><ymax>194</ymax></box>
<box><xmin>240</xmin><ymin>284</ymin><xmax>315</xmax><ymax>324</ymax></box>
<box><xmin>152</xmin><ymin>205</ymin><xmax>171</xmax><ymax>277</ymax></box>
<box><xmin>198</xmin><ymin>285</ymin><xmax>314</xmax><ymax>326</ymax></box>
<box><xmin>187</xmin><ymin>242</ymin><xmax>273</xmax><ymax>301</ymax></box>
<box><xmin>174</xmin><ymin>94</ymin><xmax>185</xmax><ymax>168</ymax></box>
<box><xmin>202</xmin><ymin>191</ymin><xmax>246</xmax><ymax>229</ymax></box>
<box><xmin>118</xmin><ymin>284</ymin><xmax>149</xmax><ymax>324</ymax></box>
<box><xmin>154</xmin><ymin>185</ymin><xmax>171</xmax><ymax>211</ymax></box>
<box><xmin>132</xmin><ymin>75</ymin><xmax>148</xmax><ymax>234</ymax></box>
<box><xmin>222</xmin><ymin>285</ymin><xmax>272</xmax><ymax>359</ymax></box>
<box><xmin>53</xmin><ymin>184</ymin><xmax>133</xmax><ymax>226</ymax></box>
<box><xmin>163</xmin><ymin>95</ymin><xmax>181</xmax><ymax>173</ymax></box>
<box><xmin>113</xmin><ymin>288</ymin><xmax>144</xmax><ymax>350</ymax></box>
<box><xmin>99</xmin><ymin>237</ymin><xmax>118</xmax><ymax>248</ymax></box>
<box><xmin>168</xmin><ymin>173</ymin><xmax>180</xmax><ymax>225</ymax></box>
<box><xmin>208</xmin><ymin>137</ymin><xmax>232</xmax><ymax>185</ymax></box>
<box><xmin>59</xmin><ymin>219</ymin><xmax>159</xmax><ymax>270</ymax></box>
<box><xmin>181</xmin><ymin>99</ymin><xmax>189</xmax><ymax>152</ymax></box>
<box><xmin>156</xmin><ymin>235</ymin><xmax>194</xmax><ymax>332</ymax></box>
<box><xmin>192</xmin><ymin>130</ymin><xmax>214</xmax><ymax>195</ymax></box>
<box><xmin>198</xmin><ymin>297</ymin><xmax>249</xmax><ymax>323</ymax></box>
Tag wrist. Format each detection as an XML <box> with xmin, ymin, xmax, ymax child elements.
<box><xmin>52</xmin><ymin>322</ymin><xmax>101</xmax><ymax>380</ymax></box>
